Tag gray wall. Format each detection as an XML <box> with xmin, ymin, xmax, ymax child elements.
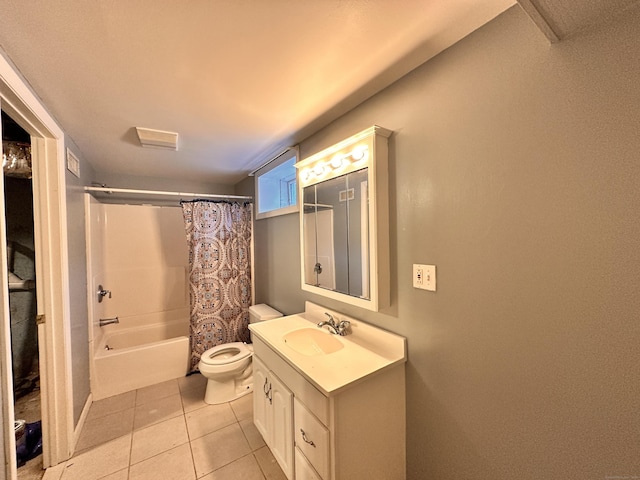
<box><xmin>94</xmin><ymin>171</ymin><xmax>235</xmax><ymax>195</ymax></box>
<box><xmin>252</xmin><ymin>6</ymin><xmax>640</xmax><ymax>479</ymax></box>
<box><xmin>65</xmin><ymin>136</ymin><xmax>94</xmax><ymax>425</ymax></box>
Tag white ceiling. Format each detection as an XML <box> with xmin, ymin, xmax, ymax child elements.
<box><xmin>1</xmin><ymin>0</ymin><xmax>637</xmax><ymax>186</ymax></box>
<box><xmin>0</xmin><ymin>0</ymin><xmax>518</xmax><ymax>185</ymax></box>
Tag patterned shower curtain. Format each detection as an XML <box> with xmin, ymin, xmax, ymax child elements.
<box><xmin>181</xmin><ymin>200</ymin><xmax>253</xmax><ymax>372</ymax></box>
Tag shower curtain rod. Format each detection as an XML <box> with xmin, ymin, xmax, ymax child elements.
<box><xmin>84</xmin><ymin>186</ymin><xmax>252</xmax><ymax>201</ymax></box>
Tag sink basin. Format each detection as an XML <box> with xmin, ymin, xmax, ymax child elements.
<box><xmin>282</xmin><ymin>328</ymin><xmax>344</xmax><ymax>356</ymax></box>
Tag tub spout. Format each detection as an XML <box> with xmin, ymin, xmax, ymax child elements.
<box><xmin>99</xmin><ymin>317</ymin><xmax>119</xmax><ymax>327</ymax></box>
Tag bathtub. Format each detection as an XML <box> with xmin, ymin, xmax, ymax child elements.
<box><xmin>92</xmin><ymin>318</ymin><xmax>190</xmax><ymax>400</ymax></box>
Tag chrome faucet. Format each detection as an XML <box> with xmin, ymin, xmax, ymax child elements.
<box><xmin>317</xmin><ymin>313</ymin><xmax>338</xmax><ymax>333</ymax></box>
<box><xmin>317</xmin><ymin>312</ymin><xmax>350</xmax><ymax>336</ymax></box>
<box><xmin>99</xmin><ymin>317</ymin><xmax>119</xmax><ymax>327</ymax></box>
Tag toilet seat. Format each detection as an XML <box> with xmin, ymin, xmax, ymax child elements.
<box><xmin>200</xmin><ymin>342</ymin><xmax>251</xmax><ymax>366</ymax></box>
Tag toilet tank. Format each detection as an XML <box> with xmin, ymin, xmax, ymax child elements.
<box><xmin>249</xmin><ymin>304</ymin><xmax>282</xmax><ymax>324</ymax></box>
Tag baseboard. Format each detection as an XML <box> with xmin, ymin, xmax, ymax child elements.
<box><xmin>71</xmin><ymin>393</ymin><xmax>93</xmax><ymax>455</ymax></box>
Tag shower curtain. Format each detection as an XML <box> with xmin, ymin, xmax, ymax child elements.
<box><xmin>181</xmin><ymin>200</ymin><xmax>253</xmax><ymax>371</ymax></box>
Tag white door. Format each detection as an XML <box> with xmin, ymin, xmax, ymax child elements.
<box><xmin>1</xmin><ymin>53</ymin><xmax>75</xmax><ymax>475</ymax></box>
<box><xmin>0</xmin><ymin>101</ymin><xmax>18</xmax><ymax>480</ymax></box>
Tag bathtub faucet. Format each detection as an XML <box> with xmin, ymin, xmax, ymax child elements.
<box><xmin>99</xmin><ymin>317</ymin><xmax>119</xmax><ymax>327</ymax></box>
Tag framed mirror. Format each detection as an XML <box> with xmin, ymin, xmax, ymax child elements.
<box><xmin>296</xmin><ymin>126</ymin><xmax>391</xmax><ymax>311</ymax></box>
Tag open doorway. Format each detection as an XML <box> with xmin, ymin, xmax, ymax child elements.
<box><xmin>2</xmin><ymin>111</ymin><xmax>43</xmax><ymax>477</ymax></box>
<box><xmin>0</xmin><ymin>52</ymin><xmax>75</xmax><ymax>480</ymax></box>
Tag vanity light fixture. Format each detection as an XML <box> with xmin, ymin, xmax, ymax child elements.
<box><xmin>298</xmin><ymin>144</ymin><xmax>371</xmax><ymax>184</ymax></box>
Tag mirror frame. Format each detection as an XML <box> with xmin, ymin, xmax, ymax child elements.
<box><xmin>295</xmin><ymin>125</ymin><xmax>391</xmax><ymax>311</ymax></box>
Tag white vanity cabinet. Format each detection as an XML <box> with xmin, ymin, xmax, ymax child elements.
<box><xmin>295</xmin><ymin>448</ymin><xmax>322</xmax><ymax>480</ymax></box>
<box><xmin>252</xmin><ymin>333</ymin><xmax>406</xmax><ymax>480</ymax></box>
<box><xmin>253</xmin><ymin>356</ymin><xmax>294</xmax><ymax>479</ymax></box>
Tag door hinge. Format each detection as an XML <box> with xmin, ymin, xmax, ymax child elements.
<box><xmin>36</xmin><ymin>314</ymin><xmax>45</xmax><ymax>325</ymax></box>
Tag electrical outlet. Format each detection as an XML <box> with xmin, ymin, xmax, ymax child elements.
<box><xmin>413</xmin><ymin>264</ymin><xmax>424</xmax><ymax>287</ymax></box>
<box><xmin>413</xmin><ymin>264</ymin><xmax>436</xmax><ymax>291</ymax></box>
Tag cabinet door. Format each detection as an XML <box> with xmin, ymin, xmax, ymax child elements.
<box><xmin>295</xmin><ymin>447</ymin><xmax>322</xmax><ymax>480</ymax></box>
<box><xmin>270</xmin><ymin>372</ymin><xmax>294</xmax><ymax>479</ymax></box>
<box><xmin>253</xmin><ymin>356</ymin><xmax>270</xmax><ymax>441</ymax></box>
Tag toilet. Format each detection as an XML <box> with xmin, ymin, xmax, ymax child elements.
<box><xmin>198</xmin><ymin>304</ymin><xmax>282</xmax><ymax>404</ymax></box>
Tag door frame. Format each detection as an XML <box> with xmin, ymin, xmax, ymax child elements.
<box><xmin>0</xmin><ymin>52</ymin><xmax>73</xmax><ymax>475</ymax></box>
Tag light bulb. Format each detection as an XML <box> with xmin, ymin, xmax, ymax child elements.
<box><xmin>330</xmin><ymin>155</ymin><xmax>344</xmax><ymax>169</ymax></box>
<box><xmin>351</xmin><ymin>146</ymin><xmax>367</xmax><ymax>162</ymax></box>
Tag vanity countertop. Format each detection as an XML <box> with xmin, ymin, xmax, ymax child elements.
<box><xmin>249</xmin><ymin>303</ymin><xmax>407</xmax><ymax>396</ymax></box>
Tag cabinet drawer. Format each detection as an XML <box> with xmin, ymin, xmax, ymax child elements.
<box><xmin>294</xmin><ymin>398</ymin><xmax>329</xmax><ymax>480</ymax></box>
<box><xmin>295</xmin><ymin>447</ymin><xmax>322</xmax><ymax>480</ymax></box>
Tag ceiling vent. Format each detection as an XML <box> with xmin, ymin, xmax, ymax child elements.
<box><xmin>135</xmin><ymin>127</ymin><xmax>179</xmax><ymax>150</ymax></box>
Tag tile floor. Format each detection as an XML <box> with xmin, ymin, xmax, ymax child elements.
<box><xmin>42</xmin><ymin>374</ymin><xmax>286</xmax><ymax>480</ymax></box>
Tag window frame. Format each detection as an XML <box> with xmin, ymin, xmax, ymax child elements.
<box><xmin>254</xmin><ymin>146</ymin><xmax>299</xmax><ymax>220</ymax></box>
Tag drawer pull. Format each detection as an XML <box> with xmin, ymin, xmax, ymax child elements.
<box><xmin>300</xmin><ymin>429</ymin><xmax>316</xmax><ymax>448</ymax></box>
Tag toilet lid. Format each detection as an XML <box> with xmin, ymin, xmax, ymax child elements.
<box><xmin>200</xmin><ymin>342</ymin><xmax>251</xmax><ymax>366</ymax></box>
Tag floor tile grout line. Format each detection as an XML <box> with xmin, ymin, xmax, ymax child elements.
<box><xmin>186</xmin><ymin>418</ymin><xmax>239</xmax><ymax>443</ymax></box>
<box><xmin>127</xmin><ymin>402</ymin><xmax>135</xmax><ymax>474</ymax></box>
<box><xmin>131</xmin><ymin>393</ymin><xmax>185</xmax><ymax>432</ymax></box>
<box><xmin>251</xmin><ymin>451</ymin><xmax>269</xmax><ymax>480</ymax></box>
<box><xmin>72</xmin><ymin>427</ymin><xmax>135</xmax><ymax>459</ymax></box>
<box><xmin>125</xmin><ymin>417</ymin><xmax>196</xmax><ymax>478</ymax></box>
<box><xmin>239</xmin><ymin>424</ymin><xmax>270</xmax><ymax>479</ymax></box>
<box><xmin>133</xmin><ymin>390</ymin><xmax>181</xmax><ymax>408</ymax></box>
<box><xmin>62</xmin><ymin>381</ymin><xmax>282</xmax><ymax>480</ymax></box>
<box><xmin>192</xmin><ymin>435</ymin><xmax>248</xmax><ymax>480</ymax></box>
<box><xmin>128</xmin><ymin>383</ymin><xmax>189</xmax><ymax>473</ymax></box>
<box><xmin>186</xmin><ymin>412</ymin><xmax>199</xmax><ymax>480</ymax></box>
<box><xmin>237</xmin><ymin>413</ymin><xmax>255</xmax><ymax>449</ymax></box>
<box><xmin>128</xmin><ymin>418</ymin><xmax>191</xmax><ymax>468</ymax></box>
<box><xmin>184</xmin><ymin>404</ymin><xmax>195</xmax><ymax>444</ymax></box>
<box><xmin>194</xmin><ymin>451</ymin><xmax>266</xmax><ymax>480</ymax></box>
<box><xmin>82</xmin><ymin>395</ymin><xmax>137</xmax><ymax>424</ymax></box>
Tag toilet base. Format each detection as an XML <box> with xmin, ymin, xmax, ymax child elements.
<box><xmin>203</xmin><ymin>371</ymin><xmax>253</xmax><ymax>405</ymax></box>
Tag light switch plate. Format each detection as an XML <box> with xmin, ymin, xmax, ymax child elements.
<box><xmin>413</xmin><ymin>264</ymin><xmax>436</xmax><ymax>291</ymax></box>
